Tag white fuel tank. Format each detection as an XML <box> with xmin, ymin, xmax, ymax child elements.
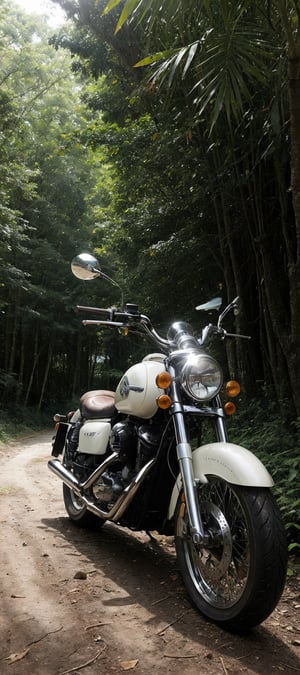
<box><xmin>78</xmin><ymin>420</ymin><xmax>111</xmax><ymax>454</ymax></box>
<box><xmin>115</xmin><ymin>354</ymin><xmax>166</xmax><ymax>419</ymax></box>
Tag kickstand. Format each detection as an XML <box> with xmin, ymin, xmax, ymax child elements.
<box><xmin>146</xmin><ymin>530</ymin><xmax>157</xmax><ymax>542</ymax></box>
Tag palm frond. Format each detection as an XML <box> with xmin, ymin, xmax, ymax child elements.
<box><xmin>102</xmin><ymin>0</ymin><xmax>187</xmax><ymax>32</ymax></box>
<box><xmin>103</xmin><ymin>0</ymin><xmax>275</xmax><ymax>130</ymax></box>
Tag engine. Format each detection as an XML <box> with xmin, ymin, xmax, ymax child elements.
<box><xmin>91</xmin><ymin>421</ymin><xmax>137</xmax><ymax>504</ymax></box>
<box><xmin>92</xmin><ymin>420</ymin><xmax>162</xmax><ymax>505</ymax></box>
<box><xmin>66</xmin><ymin>418</ymin><xmax>162</xmax><ymax>507</ymax></box>
<box><xmin>110</xmin><ymin>421</ymin><xmax>137</xmax><ymax>472</ymax></box>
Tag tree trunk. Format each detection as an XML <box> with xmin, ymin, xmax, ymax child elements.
<box><xmin>72</xmin><ymin>333</ymin><xmax>82</xmax><ymax>398</ymax></box>
<box><xmin>284</xmin><ymin>22</ymin><xmax>300</xmax><ymax>416</ymax></box>
<box><xmin>38</xmin><ymin>343</ymin><xmax>53</xmax><ymax>410</ymax></box>
<box><xmin>16</xmin><ymin>330</ymin><xmax>25</xmax><ymax>404</ymax></box>
<box><xmin>24</xmin><ymin>332</ymin><xmax>39</xmax><ymax>407</ymax></box>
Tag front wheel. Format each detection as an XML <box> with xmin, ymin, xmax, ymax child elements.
<box><xmin>175</xmin><ymin>479</ymin><xmax>287</xmax><ymax>632</ymax></box>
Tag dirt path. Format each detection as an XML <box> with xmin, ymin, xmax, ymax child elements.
<box><xmin>0</xmin><ymin>432</ymin><xmax>299</xmax><ymax>675</ymax></box>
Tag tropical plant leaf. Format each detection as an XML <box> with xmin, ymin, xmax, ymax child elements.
<box><xmin>117</xmin><ymin>0</ymin><xmax>274</xmax><ymax>129</ymax></box>
<box><xmin>168</xmin><ymin>46</ymin><xmax>189</xmax><ymax>85</ymax></box>
<box><xmin>102</xmin><ymin>0</ymin><xmax>186</xmax><ymax>32</ymax></box>
<box><xmin>114</xmin><ymin>0</ymin><xmax>142</xmax><ymax>33</ymax></box>
<box><xmin>182</xmin><ymin>42</ymin><xmax>199</xmax><ymax>79</ymax></box>
<box><xmin>134</xmin><ymin>49</ymin><xmax>175</xmax><ymax>68</ymax></box>
<box><xmin>101</xmin><ymin>0</ymin><xmax>124</xmax><ymax>16</ymax></box>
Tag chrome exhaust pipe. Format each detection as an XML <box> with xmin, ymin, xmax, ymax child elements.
<box><xmin>48</xmin><ymin>454</ymin><xmax>155</xmax><ymax>522</ymax></box>
<box><xmin>110</xmin><ymin>458</ymin><xmax>156</xmax><ymax>522</ymax></box>
<box><xmin>48</xmin><ymin>451</ymin><xmax>119</xmax><ymax>496</ymax></box>
<box><xmin>48</xmin><ymin>459</ymin><xmax>80</xmax><ymax>493</ymax></box>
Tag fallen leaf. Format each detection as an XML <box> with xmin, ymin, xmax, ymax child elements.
<box><xmin>292</xmin><ymin>639</ymin><xmax>300</xmax><ymax>646</ymax></box>
<box><xmin>120</xmin><ymin>659</ymin><xmax>139</xmax><ymax>670</ymax></box>
<box><xmin>5</xmin><ymin>648</ymin><xmax>30</xmax><ymax>663</ymax></box>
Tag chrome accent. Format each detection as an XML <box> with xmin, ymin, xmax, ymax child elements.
<box><xmin>169</xmin><ymin>369</ymin><xmax>205</xmax><ymax>544</ymax></box>
<box><xmin>81</xmin><ymin>452</ymin><xmax>119</xmax><ymax>489</ymax></box>
<box><xmin>48</xmin><ymin>454</ymin><xmax>156</xmax><ymax>522</ymax></box>
<box><xmin>176</xmin><ymin>448</ymin><xmax>205</xmax><ymax>544</ymax></box>
<box><xmin>181</xmin><ymin>353</ymin><xmax>223</xmax><ymax>402</ymax></box>
<box><xmin>119</xmin><ymin>376</ymin><xmax>144</xmax><ymax>397</ymax></box>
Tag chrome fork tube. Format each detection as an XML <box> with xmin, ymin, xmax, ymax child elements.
<box><xmin>169</xmin><ymin>370</ymin><xmax>205</xmax><ymax>544</ymax></box>
<box><xmin>214</xmin><ymin>394</ymin><xmax>228</xmax><ymax>442</ymax></box>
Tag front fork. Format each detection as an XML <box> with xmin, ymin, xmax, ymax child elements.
<box><xmin>169</xmin><ymin>374</ymin><xmax>227</xmax><ymax>546</ymax></box>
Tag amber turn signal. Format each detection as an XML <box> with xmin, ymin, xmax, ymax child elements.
<box><xmin>225</xmin><ymin>380</ymin><xmax>241</xmax><ymax>397</ymax></box>
<box><xmin>156</xmin><ymin>394</ymin><xmax>172</xmax><ymax>409</ymax></box>
<box><xmin>156</xmin><ymin>371</ymin><xmax>172</xmax><ymax>389</ymax></box>
<box><xmin>224</xmin><ymin>401</ymin><xmax>236</xmax><ymax>416</ymax></box>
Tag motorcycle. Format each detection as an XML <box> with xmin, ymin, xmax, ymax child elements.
<box><xmin>49</xmin><ymin>252</ymin><xmax>287</xmax><ymax>632</ymax></box>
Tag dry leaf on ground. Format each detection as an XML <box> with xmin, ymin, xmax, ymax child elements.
<box><xmin>120</xmin><ymin>659</ymin><xmax>139</xmax><ymax>670</ymax></box>
<box><xmin>5</xmin><ymin>648</ymin><xmax>30</xmax><ymax>664</ymax></box>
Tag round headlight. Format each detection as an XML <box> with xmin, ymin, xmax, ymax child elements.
<box><xmin>181</xmin><ymin>353</ymin><xmax>223</xmax><ymax>402</ymax></box>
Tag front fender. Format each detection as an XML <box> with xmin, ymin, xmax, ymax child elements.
<box><xmin>168</xmin><ymin>441</ymin><xmax>273</xmax><ymax>520</ymax></box>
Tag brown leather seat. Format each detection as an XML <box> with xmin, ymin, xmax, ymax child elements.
<box><xmin>80</xmin><ymin>390</ymin><xmax>116</xmax><ymax>420</ymax></box>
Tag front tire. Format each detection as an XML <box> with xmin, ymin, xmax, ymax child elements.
<box><xmin>175</xmin><ymin>478</ymin><xmax>287</xmax><ymax>632</ymax></box>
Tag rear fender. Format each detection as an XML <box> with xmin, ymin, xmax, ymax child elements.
<box><xmin>168</xmin><ymin>441</ymin><xmax>273</xmax><ymax>520</ymax></box>
<box><xmin>51</xmin><ymin>422</ymin><xmax>69</xmax><ymax>457</ymax></box>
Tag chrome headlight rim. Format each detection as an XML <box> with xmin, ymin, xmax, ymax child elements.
<box><xmin>180</xmin><ymin>353</ymin><xmax>223</xmax><ymax>402</ymax></box>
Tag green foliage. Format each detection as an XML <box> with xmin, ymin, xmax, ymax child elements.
<box><xmin>58</xmin><ymin>0</ymin><xmax>300</xmax><ymax>418</ymax></box>
<box><xmin>0</xmin><ymin>2</ymin><xmax>114</xmax><ymax>407</ymax></box>
<box><xmin>1</xmin><ymin>0</ymin><xmax>300</xmax><ymax>427</ymax></box>
<box><xmin>103</xmin><ymin>0</ymin><xmax>280</xmax><ymax>128</ymax></box>
<box><xmin>0</xmin><ymin>406</ymin><xmax>51</xmax><ymax>444</ymax></box>
<box><xmin>230</xmin><ymin>397</ymin><xmax>300</xmax><ymax>545</ymax></box>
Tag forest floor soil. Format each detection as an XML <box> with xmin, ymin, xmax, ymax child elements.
<box><xmin>0</xmin><ymin>431</ymin><xmax>299</xmax><ymax>675</ymax></box>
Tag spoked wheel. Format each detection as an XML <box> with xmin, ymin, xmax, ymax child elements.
<box><xmin>175</xmin><ymin>478</ymin><xmax>287</xmax><ymax>632</ymax></box>
<box><xmin>63</xmin><ymin>483</ymin><xmax>105</xmax><ymax>528</ymax></box>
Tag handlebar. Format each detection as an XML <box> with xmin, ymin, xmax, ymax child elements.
<box><xmin>76</xmin><ymin>305</ymin><xmax>134</xmax><ymax>323</ymax></box>
<box><xmin>76</xmin><ymin>305</ymin><xmax>113</xmax><ymax>320</ymax></box>
<box><xmin>75</xmin><ymin>304</ymin><xmax>171</xmax><ymax>351</ymax></box>
<box><xmin>198</xmin><ymin>324</ymin><xmax>251</xmax><ymax>345</ymax></box>
<box><xmin>76</xmin><ymin>301</ymin><xmax>250</xmax><ymax>350</ymax></box>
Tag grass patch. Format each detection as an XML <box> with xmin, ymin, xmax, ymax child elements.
<box><xmin>0</xmin><ymin>485</ymin><xmax>18</xmax><ymax>495</ymax></box>
<box><xmin>0</xmin><ymin>406</ymin><xmax>52</xmax><ymax>444</ymax></box>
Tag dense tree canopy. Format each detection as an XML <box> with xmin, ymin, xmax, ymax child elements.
<box><xmin>0</xmin><ymin>2</ymin><xmax>106</xmax><ymax>407</ymax></box>
<box><xmin>98</xmin><ymin>0</ymin><xmax>300</xmax><ymax>417</ymax></box>
<box><xmin>0</xmin><ymin>0</ymin><xmax>299</xmax><ymax>430</ymax></box>
<box><xmin>48</xmin><ymin>0</ymin><xmax>299</xmax><ymax>416</ymax></box>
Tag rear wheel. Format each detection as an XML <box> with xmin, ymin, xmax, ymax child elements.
<box><xmin>62</xmin><ymin>442</ymin><xmax>106</xmax><ymax>528</ymax></box>
<box><xmin>175</xmin><ymin>478</ymin><xmax>287</xmax><ymax>632</ymax></box>
<box><xmin>63</xmin><ymin>483</ymin><xmax>106</xmax><ymax>528</ymax></box>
